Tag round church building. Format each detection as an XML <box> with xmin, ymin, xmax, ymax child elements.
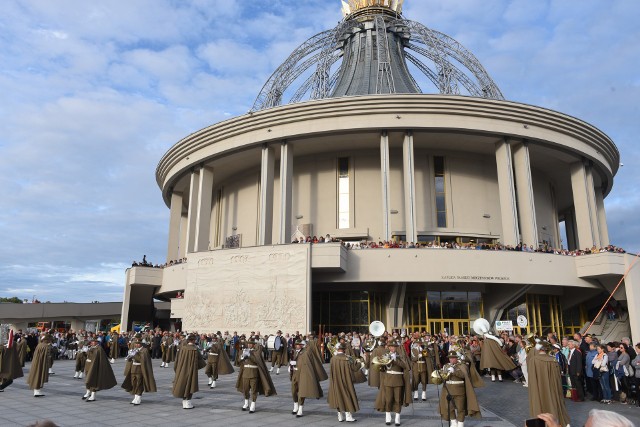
<box><xmin>121</xmin><ymin>0</ymin><xmax>639</xmax><ymax>342</ymax></box>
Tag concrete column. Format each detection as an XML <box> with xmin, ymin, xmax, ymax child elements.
<box><xmin>570</xmin><ymin>160</ymin><xmax>599</xmax><ymax>249</ymax></box>
<box><xmin>595</xmin><ymin>187</ymin><xmax>610</xmax><ymax>246</ymax></box>
<box><xmin>512</xmin><ymin>142</ymin><xmax>539</xmax><ymax>248</ymax></box>
<box><xmin>184</xmin><ymin>170</ymin><xmax>200</xmax><ymax>254</ymax></box>
<box><xmin>120</xmin><ymin>269</ymin><xmax>133</xmax><ymax>333</ymax></box>
<box><xmin>166</xmin><ymin>191</ymin><xmax>183</xmax><ymax>263</ymax></box>
<box><xmin>495</xmin><ymin>139</ymin><xmax>519</xmax><ymax>247</ymax></box>
<box><xmin>380</xmin><ymin>131</ymin><xmax>391</xmax><ymax>241</ymax></box>
<box><xmin>564</xmin><ymin>209</ymin><xmax>577</xmax><ymax>251</ymax></box>
<box><xmin>624</xmin><ymin>255</ymin><xmax>640</xmax><ymax>343</ymax></box>
<box><xmin>279</xmin><ymin>141</ymin><xmax>293</xmax><ymax>244</ymax></box>
<box><xmin>194</xmin><ymin>165</ymin><xmax>214</xmax><ymax>252</ymax></box>
<box><xmin>386</xmin><ymin>283</ymin><xmax>406</xmax><ymax>330</ymax></box>
<box><xmin>258</xmin><ymin>144</ymin><xmax>275</xmax><ymax>245</ymax></box>
<box><xmin>402</xmin><ymin>131</ymin><xmax>417</xmax><ymax>243</ymax></box>
<box><xmin>585</xmin><ymin>164</ymin><xmax>601</xmax><ymax>247</ymax></box>
<box><xmin>178</xmin><ymin>214</ymin><xmax>188</xmax><ymax>259</ymax></box>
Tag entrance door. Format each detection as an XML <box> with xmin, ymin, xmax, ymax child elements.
<box><xmin>428</xmin><ymin>320</ymin><xmax>470</xmax><ymax>336</ymax></box>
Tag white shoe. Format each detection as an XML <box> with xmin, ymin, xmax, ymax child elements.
<box><xmin>73</xmin><ymin>371</ymin><xmax>79</xmax><ymax>378</ymax></box>
<box><xmin>346</xmin><ymin>412</ymin><xmax>356</xmax><ymax>422</ymax></box>
<box><xmin>498</xmin><ymin>374</ymin><xmax>503</xmax><ymax>382</ymax></box>
<box><xmin>491</xmin><ymin>374</ymin><xmax>496</xmax><ymax>382</ymax></box>
<box><xmin>293</xmin><ymin>402</ymin><xmax>299</xmax><ymax>414</ymax></box>
<box><xmin>208</xmin><ymin>377</ymin><xmax>213</xmax><ymax>385</ymax></box>
<box><xmin>184</xmin><ymin>400</ymin><xmax>193</xmax><ymax>409</ymax></box>
<box><xmin>242</xmin><ymin>399</ymin><xmax>249</xmax><ymax>411</ymax></box>
<box><xmin>269</xmin><ymin>367</ymin><xmax>274</xmax><ymax>372</ymax></box>
<box><xmin>337</xmin><ymin>412</ymin><xmax>344</xmax><ymax>422</ymax></box>
<box><xmin>48</xmin><ymin>368</ymin><xmax>55</xmax><ymax>375</ymax></box>
<box><xmin>249</xmin><ymin>401</ymin><xmax>256</xmax><ymax>413</ymax></box>
<box><xmin>523</xmin><ymin>382</ymin><xmax>528</xmax><ymax>387</ymax></box>
<box><xmin>385</xmin><ymin>412</ymin><xmax>392</xmax><ymax>425</ymax></box>
<box><xmin>395</xmin><ymin>413</ymin><xmax>401</xmax><ymax>426</ymax></box>
<box><xmin>450</xmin><ymin>420</ymin><xmax>458</xmax><ymax>427</ymax></box>
<box><xmin>210</xmin><ymin>380</ymin><xmax>216</xmax><ymax>389</ymax></box>
<box><xmin>82</xmin><ymin>389</ymin><xmax>91</xmax><ymax>400</ymax></box>
<box><xmin>364</xmin><ymin>369</ymin><xmax>369</xmax><ymax>376</ymax></box>
<box><xmin>87</xmin><ymin>392</ymin><xmax>96</xmax><ymax>402</ymax></box>
<box><xmin>422</xmin><ymin>390</ymin><xmax>427</xmax><ymax>401</ymax></box>
<box><xmin>110</xmin><ymin>358</ymin><xmax>115</xmax><ymax>364</ymax></box>
<box><xmin>34</xmin><ymin>389</ymin><xmax>45</xmax><ymax>397</ymax></box>
<box><xmin>413</xmin><ymin>390</ymin><xmax>418</xmax><ymax>400</ymax></box>
<box><xmin>182</xmin><ymin>400</ymin><xmax>187</xmax><ymax>409</ymax></box>
<box><xmin>78</xmin><ymin>372</ymin><xmax>83</xmax><ymax>379</ymax></box>
<box><xmin>276</xmin><ymin>368</ymin><xmax>280</xmax><ymax>375</ymax></box>
<box><xmin>161</xmin><ymin>362</ymin><xmax>165</xmax><ymax>367</ymax></box>
<box><xmin>296</xmin><ymin>405</ymin><xmax>303</xmax><ymax>418</ymax></box>
<box><xmin>458</xmin><ymin>422</ymin><xmax>464</xmax><ymax>427</ymax></box>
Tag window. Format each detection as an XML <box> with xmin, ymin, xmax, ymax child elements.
<box><xmin>338</xmin><ymin>157</ymin><xmax>350</xmax><ymax>229</ymax></box>
<box><xmin>434</xmin><ymin>156</ymin><xmax>447</xmax><ymax>227</ymax></box>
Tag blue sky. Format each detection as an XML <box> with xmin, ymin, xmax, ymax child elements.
<box><xmin>1</xmin><ymin>0</ymin><xmax>638</xmax><ymax>302</ymax></box>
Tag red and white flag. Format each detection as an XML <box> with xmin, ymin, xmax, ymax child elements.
<box><xmin>6</xmin><ymin>329</ymin><xmax>14</xmax><ymax>348</ymax></box>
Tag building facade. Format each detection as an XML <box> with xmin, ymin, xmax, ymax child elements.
<box><xmin>121</xmin><ymin>1</ymin><xmax>638</xmax><ymax>342</ymax></box>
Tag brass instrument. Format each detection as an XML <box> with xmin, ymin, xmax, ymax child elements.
<box><xmin>125</xmin><ymin>348</ymin><xmax>141</xmax><ymax>361</ymax></box>
<box><xmin>371</xmin><ymin>354</ymin><xmax>392</xmax><ymax>371</ymax></box>
<box><xmin>524</xmin><ymin>333</ymin><xmax>537</xmax><ymax>353</ymax></box>
<box><xmin>363</xmin><ymin>337</ymin><xmax>377</xmax><ymax>352</ymax></box>
<box><xmin>326</xmin><ymin>336</ymin><xmax>339</xmax><ymax>355</ymax></box>
<box><xmin>430</xmin><ymin>368</ymin><xmax>450</xmax><ymax>385</ymax></box>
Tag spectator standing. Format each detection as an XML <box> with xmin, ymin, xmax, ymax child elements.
<box><xmin>585</xmin><ymin>342</ymin><xmax>601</xmax><ymax>401</ymax></box>
<box><xmin>567</xmin><ymin>340</ymin><xmax>584</xmax><ymax>401</ymax></box>
<box><xmin>592</xmin><ymin>344</ymin><xmax>612</xmax><ymax>404</ymax></box>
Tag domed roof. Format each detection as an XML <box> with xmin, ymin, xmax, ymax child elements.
<box><xmin>251</xmin><ymin>1</ymin><xmax>503</xmax><ymax>111</ymax></box>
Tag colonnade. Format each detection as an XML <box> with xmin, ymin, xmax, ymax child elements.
<box><xmin>165</xmin><ymin>132</ymin><xmax>610</xmax><ymax>261</ymax></box>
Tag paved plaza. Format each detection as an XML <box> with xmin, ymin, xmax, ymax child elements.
<box><xmin>1</xmin><ymin>358</ymin><xmax>638</xmax><ymax>426</ymax></box>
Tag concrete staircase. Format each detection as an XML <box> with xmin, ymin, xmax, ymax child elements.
<box><xmin>580</xmin><ymin>312</ymin><xmax>630</xmax><ymax>343</ymax></box>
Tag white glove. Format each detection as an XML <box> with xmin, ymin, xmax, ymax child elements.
<box><xmin>448</xmin><ymin>366</ymin><xmax>454</xmax><ymax>374</ymax></box>
<box><xmin>390</xmin><ymin>353</ymin><xmax>397</xmax><ymax>361</ymax></box>
<box><xmin>418</xmin><ymin>353</ymin><xmax>422</xmax><ymax>359</ymax></box>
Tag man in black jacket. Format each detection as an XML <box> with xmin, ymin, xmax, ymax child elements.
<box><xmin>567</xmin><ymin>340</ymin><xmax>584</xmax><ymax>401</ymax></box>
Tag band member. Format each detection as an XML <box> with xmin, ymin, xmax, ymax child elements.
<box><xmin>204</xmin><ymin>334</ymin><xmax>234</xmax><ymax>389</ymax></box>
<box><xmin>437</xmin><ymin>351</ymin><xmax>482</xmax><ymax>427</ymax></box>
<box><xmin>527</xmin><ymin>341</ymin><xmax>570</xmax><ymax>427</ymax></box>
<box><xmin>374</xmin><ymin>340</ymin><xmax>412</xmax><ymax>426</ymax></box>
<box><xmin>15</xmin><ymin>334</ymin><xmax>28</xmax><ymax>368</ymax></box>
<box><xmin>108</xmin><ymin>331</ymin><xmax>119</xmax><ymax>363</ymax></box>
<box><xmin>160</xmin><ymin>331</ymin><xmax>173</xmax><ymax>367</ymax></box>
<box><xmin>74</xmin><ymin>337</ymin><xmax>88</xmax><ymax>379</ymax></box>
<box><xmin>456</xmin><ymin>339</ymin><xmax>484</xmax><ymax>388</ymax></box>
<box><xmin>410</xmin><ymin>338</ymin><xmax>433</xmax><ymax>401</ymax></box>
<box><xmin>236</xmin><ymin>338</ymin><xmax>276</xmax><ymax>413</ymax></box>
<box><xmin>270</xmin><ymin>330</ymin><xmax>288</xmax><ymax>375</ymax></box>
<box><xmin>368</xmin><ymin>336</ymin><xmax>387</xmax><ymax>389</ymax></box>
<box><xmin>479</xmin><ymin>332</ymin><xmax>515</xmax><ymax>382</ymax></box>
<box><xmin>328</xmin><ymin>342</ymin><xmax>365</xmax><ymax>422</ymax></box>
<box><xmin>83</xmin><ymin>336</ymin><xmax>118</xmax><ymax>402</ymax></box>
<box><xmin>0</xmin><ymin>332</ymin><xmax>23</xmax><ymax>392</ymax></box>
<box><xmin>122</xmin><ymin>337</ymin><xmax>157</xmax><ymax>405</ymax></box>
<box><xmin>172</xmin><ymin>333</ymin><xmax>205</xmax><ymax>409</ymax></box>
<box><xmin>27</xmin><ymin>330</ymin><xmax>55</xmax><ymax>397</ymax></box>
<box><xmin>289</xmin><ymin>339</ymin><xmax>327</xmax><ymax>417</ymax></box>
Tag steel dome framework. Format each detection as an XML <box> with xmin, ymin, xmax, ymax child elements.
<box><xmin>251</xmin><ymin>5</ymin><xmax>504</xmax><ymax>112</ymax></box>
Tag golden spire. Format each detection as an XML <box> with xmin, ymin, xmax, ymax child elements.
<box><xmin>341</xmin><ymin>0</ymin><xmax>404</xmax><ymax>18</ymax></box>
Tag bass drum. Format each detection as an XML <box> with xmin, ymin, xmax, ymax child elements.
<box><xmin>266</xmin><ymin>335</ymin><xmax>276</xmax><ymax>350</ymax></box>
<box><xmin>274</xmin><ymin>335</ymin><xmax>283</xmax><ymax>351</ymax></box>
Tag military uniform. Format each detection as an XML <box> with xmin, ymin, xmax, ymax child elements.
<box><xmin>27</xmin><ymin>332</ymin><xmax>54</xmax><ymax>397</ymax></box>
<box><xmin>438</xmin><ymin>352</ymin><xmax>482</xmax><ymax>427</ymax></box>
<box><xmin>172</xmin><ymin>334</ymin><xmax>206</xmax><ymax>409</ymax></box>
<box><xmin>410</xmin><ymin>340</ymin><xmax>433</xmax><ymax>401</ymax></box>
<box><xmin>83</xmin><ymin>339</ymin><xmax>118</xmax><ymax>402</ymax></box>
<box><xmin>108</xmin><ymin>332</ymin><xmax>119</xmax><ymax>363</ymax></box>
<box><xmin>236</xmin><ymin>340</ymin><xmax>276</xmax><ymax>413</ymax></box>
<box><xmin>204</xmin><ymin>337</ymin><xmax>234</xmax><ymax>388</ymax></box>
<box><xmin>74</xmin><ymin>339</ymin><xmax>87</xmax><ymax>379</ymax></box>
<box><xmin>289</xmin><ymin>339</ymin><xmax>327</xmax><ymax>417</ymax></box>
<box><xmin>122</xmin><ymin>339</ymin><xmax>157</xmax><ymax>405</ymax></box>
<box><xmin>479</xmin><ymin>334</ymin><xmax>515</xmax><ymax>382</ymax></box>
<box><xmin>270</xmin><ymin>332</ymin><xmax>288</xmax><ymax>374</ymax></box>
<box><xmin>0</xmin><ymin>340</ymin><xmax>23</xmax><ymax>392</ymax></box>
<box><xmin>160</xmin><ymin>333</ymin><xmax>173</xmax><ymax>367</ymax></box>
<box><xmin>374</xmin><ymin>343</ymin><xmax>412</xmax><ymax>426</ymax></box>
<box><xmin>328</xmin><ymin>343</ymin><xmax>364</xmax><ymax>422</ymax></box>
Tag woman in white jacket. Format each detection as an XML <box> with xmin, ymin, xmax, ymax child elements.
<box><xmin>592</xmin><ymin>345</ymin><xmax>612</xmax><ymax>404</ymax></box>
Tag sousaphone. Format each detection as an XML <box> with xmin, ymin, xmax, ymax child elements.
<box><xmin>472</xmin><ymin>318</ymin><xmax>491</xmax><ymax>336</ymax></box>
<box><xmin>369</xmin><ymin>321</ymin><xmax>385</xmax><ymax>337</ymax></box>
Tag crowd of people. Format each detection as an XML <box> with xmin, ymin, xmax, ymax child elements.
<box><xmin>2</xmin><ymin>326</ymin><xmax>637</xmax><ymax>427</ymax></box>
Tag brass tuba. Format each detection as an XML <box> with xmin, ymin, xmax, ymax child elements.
<box><xmin>524</xmin><ymin>333</ymin><xmax>537</xmax><ymax>353</ymax></box>
<box><xmin>430</xmin><ymin>368</ymin><xmax>450</xmax><ymax>385</ymax></box>
<box><xmin>326</xmin><ymin>336</ymin><xmax>339</xmax><ymax>355</ymax></box>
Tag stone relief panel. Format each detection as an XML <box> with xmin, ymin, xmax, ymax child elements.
<box><xmin>182</xmin><ymin>245</ymin><xmax>309</xmax><ymax>334</ymax></box>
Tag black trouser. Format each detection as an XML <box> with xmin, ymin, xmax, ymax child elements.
<box><xmin>587</xmin><ymin>376</ymin><xmax>601</xmax><ymax>401</ymax></box>
<box><xmin>570</xmin><ymin>374</ymin><xmax>585</xmax><ymax>400</ymax></box>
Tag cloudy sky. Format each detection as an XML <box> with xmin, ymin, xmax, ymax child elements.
<box><xmin>1</xmin><ymin>0</ymin><xmax>638</xmax><ymax>303</ymax></box>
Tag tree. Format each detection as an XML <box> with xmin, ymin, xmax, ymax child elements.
<box><xmin>0</xmin><ymin>296</ymin><xmax>23</xmax><ymax>304</ymax></box>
